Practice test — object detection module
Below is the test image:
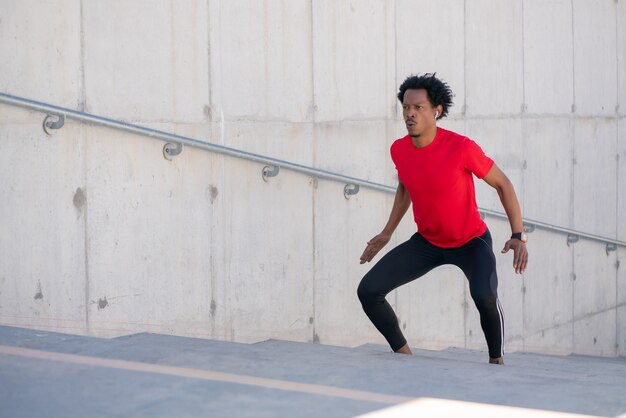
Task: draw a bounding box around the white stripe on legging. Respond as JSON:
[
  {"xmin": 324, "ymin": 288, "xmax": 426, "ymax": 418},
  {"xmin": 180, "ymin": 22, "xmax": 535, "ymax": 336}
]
[{"xmin": 497, "ymin": 298, "xmax": 505, "ymax": 356}]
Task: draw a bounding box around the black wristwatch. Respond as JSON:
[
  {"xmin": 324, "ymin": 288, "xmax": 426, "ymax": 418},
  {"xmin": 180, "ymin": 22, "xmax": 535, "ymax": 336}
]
[{"xmin": 511, "ymin": 232, "xmax": 528, "ymax": 243}]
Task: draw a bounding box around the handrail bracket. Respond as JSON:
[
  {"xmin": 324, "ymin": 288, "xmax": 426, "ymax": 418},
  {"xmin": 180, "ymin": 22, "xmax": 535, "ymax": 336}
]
[
  {"xmin": 567, "ymin": 234, "xmax": 580, "ymax": 246},
  {"xmin": 163, "ymin": 142, "xmax": 183, "ymax": 160},
  {"xmin": 262, "ymin": 165, "xmax": 280, "ymax": 182},
  {"xmin": 344, "ymin": 184, "xmax": 360, "ymax": 199},
  {"xmin": 43, "ymin": 113, "xmax": 65, "ymax": 135}
]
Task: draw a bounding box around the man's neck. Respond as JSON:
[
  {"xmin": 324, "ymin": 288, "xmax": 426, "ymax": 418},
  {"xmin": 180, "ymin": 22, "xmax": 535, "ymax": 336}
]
[{"xmin": 411, "ymin": 127, "xmax": 437, "ymax": 148}]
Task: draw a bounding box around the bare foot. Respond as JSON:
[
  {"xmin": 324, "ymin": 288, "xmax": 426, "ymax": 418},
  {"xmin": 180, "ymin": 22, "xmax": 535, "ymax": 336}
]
[
  {"xmin": 394, "ymin": 344, "xmax": 412, "ymax": 355},
  {"xmin": 489, "ymin": 356, "xmax": 504, "ymax": 365}
]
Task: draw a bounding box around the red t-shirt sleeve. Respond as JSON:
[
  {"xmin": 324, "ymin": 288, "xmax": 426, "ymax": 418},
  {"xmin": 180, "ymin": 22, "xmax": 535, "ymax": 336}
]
[
  {"xmin": 463, "ymin": 138, "xmax": 494, "ymax": 179},
  {"xmin": 390, "ymin": 140, "xmax": 401, "ymax": 170}
]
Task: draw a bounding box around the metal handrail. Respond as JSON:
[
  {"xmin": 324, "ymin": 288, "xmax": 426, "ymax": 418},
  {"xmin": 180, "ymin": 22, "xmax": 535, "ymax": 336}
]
[{"xmin": 1, "ymin": 91, "xmax": 624, "ymax": 251}]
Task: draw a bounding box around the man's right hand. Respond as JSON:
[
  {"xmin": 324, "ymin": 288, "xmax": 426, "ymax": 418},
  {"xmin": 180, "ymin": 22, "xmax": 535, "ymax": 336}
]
[{"xmin": 359, "ymin": 233, "xmax": 391, "ymax": 264}]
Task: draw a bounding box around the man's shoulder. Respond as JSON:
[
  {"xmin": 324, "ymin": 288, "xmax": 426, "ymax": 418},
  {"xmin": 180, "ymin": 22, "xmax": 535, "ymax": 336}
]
[
  {"xmin": 391, "ymin": 134, "xmax": 412, "ymax": 150},
  {"xmin": 392, "ymin": 134, "xmax": 412, "ymax": 144},
  {"xmin": 438, "ymin": 127, "xmax": 468, "ymax": 142}
]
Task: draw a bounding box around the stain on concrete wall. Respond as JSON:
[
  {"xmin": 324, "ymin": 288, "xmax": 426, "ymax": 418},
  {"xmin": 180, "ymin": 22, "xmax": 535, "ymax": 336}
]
[
  {"xmin": 34, "ymin": 280, "xmax": 43, "ymax": 300},
  {"xmin": 73, "ymin": 187, "xmax": 86, "ymax": 210},
  {"xmin": 206, "ymin": 185, "xmax": 218, "ymax": 204},
  {"xmin": 97, "ymin": 297, "xmax": 108, "ymax": 310}
]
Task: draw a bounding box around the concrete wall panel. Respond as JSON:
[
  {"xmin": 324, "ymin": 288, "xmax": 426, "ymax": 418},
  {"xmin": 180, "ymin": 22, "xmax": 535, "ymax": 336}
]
[
  {"xmin": 523, "ymin": 118, "xmax": 573, "ymax": 227},
  {"xmin": 573, "ymin": 119, "xmax": 617, "ymax": 237},
  {"xmin": 210, "ymin": 0, "xmax": 264, "ymax": 119},
  {"xmin": 0, "ymin": 105, "xmax": 36, "ymax": 124},
  {"xmin": 522, "ymin": 229, "xmax": 574, "ymax": 354},
  {"xmin": 0, "ymin": 118, "xmax": 86, "ymax": 332},
  {"xmin": 617, "ymin": 118, "xmax": 626, "ymax": 241},
  {"xmin": 222, "ymin": 121, "xmax": 314, "ymax": 167},
  {"xmin": 573, "ymin": 309, "xmax": 616, "ymax": 357},
  {"xmin": 264, "ymin": 0, "xmax": 314, "ymax": 122},
  {"xmin": 384, "ymin": 119, "xmax": 407, "ymax": 186},
  {"xmin": 617, "ymin": 248, "xmax": 625, "ymax": 353},
  {"xmin": 216, "ymin": 0, "xmax": 313, "ymax": 122},
  {"xmin": 573, "ymin": 240, "xmax": 618, "ymax": 319},
  {"xmin": 314, "ymin": 184, "xmax": 391, "ymax": 347},
  {"xmin": 83, "ymin": 125, "xmax": 218, "ymax": 337},
  {"xmin": 572, "ymin": 0, "xmax": 618, "ymax": 116},
  {"xmin": 0, "ymin": 0, "xmax": 81, "ymax": 107},
  {"xmin": 177, "ymin": 132, "xmax": 227, "ymax": 340},
  {"xmin": 618, "ymin": 1, "xmax": 626, "ymax": 116},
  {"xmin": 437, "ymin": 119, "xmax": 466, "ymax": 139},
  {"xmin": 465, "ymin": 119, "xmax": 524, "ymax": 214},
  {"xmin": 572, "ymin": 240, "xmax": 618, "ymax": 356},
  {"xmin": 616, "ymin": 247, "xmax": 623, "ymax": 355},
  {"xmin": 618, "ymin": 305, "xmax": 626, "ymax": 357},
  {"xmin": 83, "ymin": 0, "xmax": 209, "ymax": 122},
  {"xmin": 523, "ymin": 0, "xmax": 574, "ymax": 115},
  {"xmin": 312, "ymin": 0, "xmax": 390, "ymax": 121},
  {"xmin": 219, "ymin": 159, "xmax": 315, "ymax": 343},
  {"xmin": 465, "ymin": 0, "xmax": 523, "ymax": 115},
  {"xmin": 395, "ymin": 0, "xmax": 465, "ymax": 117},
  {"xmin": 314, "ymin": 121, "xmax": 390, "ymax": 185}
]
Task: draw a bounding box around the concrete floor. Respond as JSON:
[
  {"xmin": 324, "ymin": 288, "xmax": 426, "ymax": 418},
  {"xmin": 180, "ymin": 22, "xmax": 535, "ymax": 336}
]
[{"xmin": 1, "ymin": 325, "xmax": 625, "ymax": 418}]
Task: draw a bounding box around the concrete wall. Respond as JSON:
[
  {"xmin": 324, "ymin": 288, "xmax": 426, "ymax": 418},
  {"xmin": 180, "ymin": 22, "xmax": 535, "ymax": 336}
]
[{"xmin": 1, "ymin": 0, "xmax": 624, "ymax": 357}]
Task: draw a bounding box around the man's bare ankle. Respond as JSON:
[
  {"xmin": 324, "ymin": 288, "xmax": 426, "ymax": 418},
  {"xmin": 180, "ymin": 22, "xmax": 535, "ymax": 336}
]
[
  {"xmin": 489, "ymin": 356, "xmax": 504, "ymax": 365},
  {"xmin": 394, "ymin": 344, "xmax": 412, "ymax": 355}
]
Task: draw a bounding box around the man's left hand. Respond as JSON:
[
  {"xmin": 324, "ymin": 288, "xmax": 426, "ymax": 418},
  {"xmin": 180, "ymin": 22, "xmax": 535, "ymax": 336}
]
[{"xmin": 501, "ymin": 239, "xmax": 528, "ymax": 274}]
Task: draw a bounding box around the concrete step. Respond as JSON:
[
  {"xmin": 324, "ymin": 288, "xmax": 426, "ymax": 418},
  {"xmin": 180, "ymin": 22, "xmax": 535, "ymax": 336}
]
[{"xmin": 1, "ymin": 325, "xmax": 625, "ymax": 418}]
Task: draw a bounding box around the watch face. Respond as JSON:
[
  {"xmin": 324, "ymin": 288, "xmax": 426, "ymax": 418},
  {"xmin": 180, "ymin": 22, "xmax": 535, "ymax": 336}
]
[{"xmin": 521, "ymin": 233, "xmax": 528, "ymax": 243}]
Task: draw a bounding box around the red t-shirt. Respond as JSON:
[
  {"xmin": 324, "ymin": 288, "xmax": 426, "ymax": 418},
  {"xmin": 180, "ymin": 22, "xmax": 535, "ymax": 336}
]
[{"xmin": 390, "ymin": 127, "xmax": 494, "ymax": 248}]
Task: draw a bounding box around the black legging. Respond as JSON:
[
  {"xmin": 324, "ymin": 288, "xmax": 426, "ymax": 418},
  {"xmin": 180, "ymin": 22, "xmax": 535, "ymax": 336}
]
[{"xmin": 357, "ymin": 229, "xmax": 504, "ymax": 358}]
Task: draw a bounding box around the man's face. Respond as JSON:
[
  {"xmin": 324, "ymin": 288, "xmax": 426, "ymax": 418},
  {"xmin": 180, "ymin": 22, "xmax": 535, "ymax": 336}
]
[{"xmin": 402, "ymin": 89, "xmax": 437, "ymax": 138}]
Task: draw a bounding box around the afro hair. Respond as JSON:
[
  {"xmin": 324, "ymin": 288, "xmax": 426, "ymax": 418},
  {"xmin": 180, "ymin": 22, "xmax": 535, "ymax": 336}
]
[{"xmin": 397, "ymin": 73, "xmax": 454, "ymax": 119}]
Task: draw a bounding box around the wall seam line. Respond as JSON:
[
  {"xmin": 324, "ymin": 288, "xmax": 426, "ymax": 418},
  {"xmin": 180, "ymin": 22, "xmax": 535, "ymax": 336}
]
[
  {"xmin": 310, "ymin": 0, "xmax": 317, "ymax": 343},
  {"xmin": 78, "ymin": 0, "xmax": 86, "ymax": 112},
  {"xmin": 520, "ymin": 0, "xmax": 526, "ymax": 353},
  {"xmin": 615, "ymin": 1, "xmax": 620, "ymax": 356},
  {"xmin": 570, "ymin": 0, "xmax": 576, "ymax": 354},
  {"xmin": 463, "ymin": 0, "xmax": 468, "ymax": 350}
]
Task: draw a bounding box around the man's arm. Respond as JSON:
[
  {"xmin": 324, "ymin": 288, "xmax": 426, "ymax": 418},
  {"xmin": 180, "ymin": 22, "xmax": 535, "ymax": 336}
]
[
  {"xmin": 482, "ymin": 163, "xmax": 529, "ymax": 274},
  {"xmin": 359, "ymin": 181, "xmax": 411, "ymax": 264}
]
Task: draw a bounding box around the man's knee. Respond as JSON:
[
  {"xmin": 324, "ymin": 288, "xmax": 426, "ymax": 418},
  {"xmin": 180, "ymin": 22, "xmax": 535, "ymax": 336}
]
[
  {"xmin": 470, "ymin": 288, "xmax": 497, "ymax": 311},
  {"xmin": 357, "ymin": 274, "xmax": 381, "ymax": 305},
  {"xmin": 356, "ymin": 278, "xmax": 370, "ymax": 304}
]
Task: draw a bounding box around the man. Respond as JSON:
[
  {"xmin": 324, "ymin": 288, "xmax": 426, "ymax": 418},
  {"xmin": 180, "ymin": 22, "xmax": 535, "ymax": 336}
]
[{"xmin": 357, "ymin": 73, "xmax": 528, "ymax": 365}]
